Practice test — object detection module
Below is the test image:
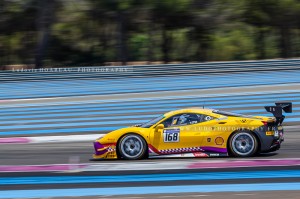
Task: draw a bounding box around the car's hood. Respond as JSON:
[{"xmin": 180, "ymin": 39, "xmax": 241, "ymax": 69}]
[{"xmin": 96, "ymin": 126, "xmax": 148, "ymax": 143}]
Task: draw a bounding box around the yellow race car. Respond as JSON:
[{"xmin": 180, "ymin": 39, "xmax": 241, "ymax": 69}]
[{"xmin": 92, "ymin": 102, "xmax": 292, "ymax": 160}]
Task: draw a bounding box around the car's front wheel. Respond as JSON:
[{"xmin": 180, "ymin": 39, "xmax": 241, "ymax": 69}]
[
  {"xmin": 229, "ymin": 131, "xmax": 258, "ymax": 157},
  {"xmin": 118, "ymin": 134, "xmax": 147, "ymax": 160}
]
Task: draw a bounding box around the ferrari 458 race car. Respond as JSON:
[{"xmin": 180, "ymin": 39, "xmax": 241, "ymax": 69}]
[{"xmin": 92, "ymin": 102, "xmax": 292, "ymax": 160}]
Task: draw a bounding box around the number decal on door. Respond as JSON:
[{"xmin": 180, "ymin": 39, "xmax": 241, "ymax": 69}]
[{"xmin": 163, "ymin": 129, "xmax": 180, "ymax": 142}]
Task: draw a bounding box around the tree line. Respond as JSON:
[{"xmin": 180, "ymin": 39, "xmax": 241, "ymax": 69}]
[{"xmin": 1, "ymin": 0, "xmax": 300, "ymax": 68}]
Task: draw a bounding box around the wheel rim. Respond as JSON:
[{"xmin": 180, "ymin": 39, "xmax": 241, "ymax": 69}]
[
  {"xmin": 120, "ymin": 135, "xmax": 143, "ymax": 158},
  {"xmin": 232, "ymin": 132, "xmax": 255, "ymax": 156}
]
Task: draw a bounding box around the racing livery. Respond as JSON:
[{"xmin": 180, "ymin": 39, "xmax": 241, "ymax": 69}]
[{"xmin": 92, "ymin": 102, "xmax": 292, "ymax": 160}]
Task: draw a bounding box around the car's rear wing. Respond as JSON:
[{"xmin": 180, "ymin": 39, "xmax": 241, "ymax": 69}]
[{"xmin": 264, "ymin": 102, "xmax": 292, "ymax": 125}]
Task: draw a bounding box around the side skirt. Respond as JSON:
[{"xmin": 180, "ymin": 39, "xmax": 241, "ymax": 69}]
[{"xmin": 149, "ymin": 152, "xmax": 228, "ymax": 158}]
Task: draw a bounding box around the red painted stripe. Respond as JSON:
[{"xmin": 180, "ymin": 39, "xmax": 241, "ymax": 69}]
[{"xmin": 148, "ymin": 144, "xmax": 161, "ymax": 154}]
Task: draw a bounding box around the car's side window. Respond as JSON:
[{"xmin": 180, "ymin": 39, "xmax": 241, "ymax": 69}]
[
  {"xmin": 178, "ymin": 113, "xmax": 201, "ymax": 125},
  {"xmin": 161, "ymin": 115, "xmax": 179, "ymax": 128},
  {"xmin": 199, "ymin": 114, "xmax": 214, "ymax": 122},
  {"xmin": 161, "ymin": 113, "xmax": 214, "ymax": 128}
]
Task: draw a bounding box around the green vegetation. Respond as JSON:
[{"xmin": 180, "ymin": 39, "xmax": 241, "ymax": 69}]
[{"xmin": 1, "ymin": 0, "xmax": 300, "ymax": 68}]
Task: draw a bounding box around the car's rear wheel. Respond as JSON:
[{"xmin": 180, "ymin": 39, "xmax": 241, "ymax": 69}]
[
  {"xmin": 229, "ymin": 131, "xmax": 258, "ymax": 157},
  {"xmin": 118, "ymin": 134, "xmax": 147, "ymax": 160}
]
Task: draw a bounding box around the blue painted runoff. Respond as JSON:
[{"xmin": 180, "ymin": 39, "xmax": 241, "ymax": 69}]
[
  {"xmin": 1, "ymin": 170, "xmax": 300, "ymax": 185},
  {"xmin": 1, "ymin": 182, "xmax": 300, "ymax": 198}
]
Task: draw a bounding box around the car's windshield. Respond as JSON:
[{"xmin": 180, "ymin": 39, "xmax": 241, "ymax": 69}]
[{"xmin": 140, "ymin": 115, "xmax": 165, "ymax": 128}]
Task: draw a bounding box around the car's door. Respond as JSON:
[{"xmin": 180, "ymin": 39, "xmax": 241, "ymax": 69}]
[{"xmin": 150, "ymin": 113, "xmax": 206, "ymax": 154}]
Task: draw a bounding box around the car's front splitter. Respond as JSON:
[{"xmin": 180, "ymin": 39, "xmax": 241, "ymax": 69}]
[{"xmin": 93, "ymin": 141, "xmax": 118, "ymax": 159}]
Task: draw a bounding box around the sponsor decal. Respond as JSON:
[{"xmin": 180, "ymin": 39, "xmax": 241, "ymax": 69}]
[
  {"xmin": 193, "ymin": 152, "xmax": 209, "ymax": 157},
  {"xmin": 163, "ymin": 129, "xmax": 180, "ymax": 142},
  {"xmin": 266, "ymin": 131, "xmax": 275, "ymax": 136},
  {"xmin": 209, "ymin": 153, "xmax": 220, "ymax": 157},
  {"xmin": 215, "ymin": 137, "xmax": 224, "ymax": 145}
]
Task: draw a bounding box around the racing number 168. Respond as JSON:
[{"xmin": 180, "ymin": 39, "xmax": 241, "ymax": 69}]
[{"xmin": 163, "ymin": 132, "xmax": 179, "ymax": 142}]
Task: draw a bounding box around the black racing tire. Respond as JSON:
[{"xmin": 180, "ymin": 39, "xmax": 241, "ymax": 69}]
[
  {"xmin": 118, "ymin": 134, "xmax": 147, "ymax": 160},
  {"xmin": 229, "ymin": 131, "xmax": 258, "ymax": 157}
]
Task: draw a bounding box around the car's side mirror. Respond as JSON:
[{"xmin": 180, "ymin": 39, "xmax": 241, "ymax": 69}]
[{"xmin": 155, "ymin": 124, "xmax": 164, "ymax": 133}]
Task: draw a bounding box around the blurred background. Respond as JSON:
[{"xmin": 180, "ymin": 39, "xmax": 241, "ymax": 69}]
[
  {"xmin": 1, "ymin": 1, "xmax": 300, "ymax": 198},
  {"xmin": 1, "ymin": 0, "xmax": 300, "ymax": 69}
]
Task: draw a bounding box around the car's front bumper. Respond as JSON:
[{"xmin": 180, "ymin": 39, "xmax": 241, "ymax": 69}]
[{"xmin": 93, "ymin": 141, "xmax": 118, "ymax": 159}]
